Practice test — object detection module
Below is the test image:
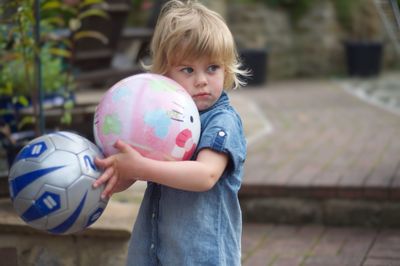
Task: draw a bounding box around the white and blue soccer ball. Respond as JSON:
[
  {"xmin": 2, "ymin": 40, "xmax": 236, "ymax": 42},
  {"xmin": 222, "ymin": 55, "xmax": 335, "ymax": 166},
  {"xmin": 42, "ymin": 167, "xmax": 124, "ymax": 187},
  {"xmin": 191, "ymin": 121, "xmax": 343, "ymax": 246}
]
[{"xmin": 8, "ymin": 131, "xmax": 108, "ymax": 234}]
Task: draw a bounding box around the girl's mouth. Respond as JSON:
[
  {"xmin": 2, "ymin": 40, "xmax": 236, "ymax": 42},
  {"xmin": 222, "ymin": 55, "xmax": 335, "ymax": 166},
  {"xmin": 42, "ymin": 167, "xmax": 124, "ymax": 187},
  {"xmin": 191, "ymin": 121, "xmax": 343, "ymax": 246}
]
[{"xmin": 193, "ymin": 92, "xmax": 210, "ymax": 98}]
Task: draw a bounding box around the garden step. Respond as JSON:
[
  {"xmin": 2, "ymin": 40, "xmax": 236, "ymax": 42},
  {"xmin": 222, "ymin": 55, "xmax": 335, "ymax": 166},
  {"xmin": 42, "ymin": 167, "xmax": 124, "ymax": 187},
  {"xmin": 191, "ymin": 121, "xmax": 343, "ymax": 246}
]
[{"xmin": 229, "ymin": 78, "xmax": 400, "ymax": 227}]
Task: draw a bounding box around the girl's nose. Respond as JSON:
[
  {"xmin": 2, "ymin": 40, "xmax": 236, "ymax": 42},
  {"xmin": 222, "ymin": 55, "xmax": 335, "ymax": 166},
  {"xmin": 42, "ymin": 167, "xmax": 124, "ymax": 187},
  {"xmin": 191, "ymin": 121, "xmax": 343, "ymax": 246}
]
[{"xmin": 195, "ymin": 72, "xmax": 208, "ymax": 87}]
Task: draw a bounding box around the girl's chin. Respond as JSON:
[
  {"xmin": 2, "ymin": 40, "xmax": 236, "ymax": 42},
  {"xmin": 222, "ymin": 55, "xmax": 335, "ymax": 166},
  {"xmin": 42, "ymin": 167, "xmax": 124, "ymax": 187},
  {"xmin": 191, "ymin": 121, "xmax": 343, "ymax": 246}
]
[{"xmin": 195, "ymin": 101, "xmax": 214, "ymax": 111}]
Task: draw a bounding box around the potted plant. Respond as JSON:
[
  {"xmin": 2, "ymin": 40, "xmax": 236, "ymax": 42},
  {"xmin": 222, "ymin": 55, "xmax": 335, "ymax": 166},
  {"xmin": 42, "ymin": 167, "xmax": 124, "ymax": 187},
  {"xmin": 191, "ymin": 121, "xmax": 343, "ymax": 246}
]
[
  {"xmin": 334, "ymin": 0, "xmax": 384, "ymax": 77},
  {"xmin": 0, "ymin": 0, "xmax": 108, "ymax": 165},
  {"xmin": 230, "ymin": 0, "xmax": 316, "ymax": 85},
  {"xmin": 228, "ymin": 1, "xmax": 269, "ymax": 86}
]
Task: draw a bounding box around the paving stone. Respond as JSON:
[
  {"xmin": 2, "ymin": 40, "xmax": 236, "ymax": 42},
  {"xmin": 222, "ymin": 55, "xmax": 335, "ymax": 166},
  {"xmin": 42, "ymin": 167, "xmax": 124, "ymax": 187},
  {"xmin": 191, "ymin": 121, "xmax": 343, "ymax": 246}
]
[
  {"xmin": 303, "ymin": 256, "xmax": 364, "ymax": 266},
  {"xmin": 237, "ymin": 75, "xmax": 400, "ymax": 227},
  {"xmin": 241, "ymin": 223, "xmax": 272, "ymax": 257},
  {"xmin": 363, "ymin": 258, "xmax": 400, "ymax": 266}
]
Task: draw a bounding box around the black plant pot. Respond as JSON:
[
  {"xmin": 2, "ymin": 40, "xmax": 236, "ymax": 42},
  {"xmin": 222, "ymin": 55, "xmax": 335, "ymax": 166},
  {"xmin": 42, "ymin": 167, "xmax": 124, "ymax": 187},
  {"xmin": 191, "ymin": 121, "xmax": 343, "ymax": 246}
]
[
  {"xmin": 344, "ymin": 41, "xmax": 383, "ymax": 77},
  {"xmin": 240, "ymin": 49, "xmax": 268, "ymax": 86}
]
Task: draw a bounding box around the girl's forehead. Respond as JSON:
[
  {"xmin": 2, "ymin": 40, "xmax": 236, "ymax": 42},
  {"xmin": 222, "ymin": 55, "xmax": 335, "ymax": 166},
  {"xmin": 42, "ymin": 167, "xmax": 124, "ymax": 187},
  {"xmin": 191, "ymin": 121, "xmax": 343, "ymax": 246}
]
[
  {"xmin": 176, "ymin": 57, "xmax": 219, "ymax": 66},
  {"xmin": 171, "ymin": 50, "xmax": 223, "ymax": 66},
  {"xmin": 172, "ymin": 40, "xmax": 225, "ymax": 63}
]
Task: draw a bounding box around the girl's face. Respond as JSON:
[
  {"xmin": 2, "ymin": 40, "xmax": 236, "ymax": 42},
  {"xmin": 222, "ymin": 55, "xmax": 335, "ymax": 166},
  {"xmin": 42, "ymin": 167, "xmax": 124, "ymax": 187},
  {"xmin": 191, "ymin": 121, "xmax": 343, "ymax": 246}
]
[{"xmin": 166, "ymin": 57, "xmax": 225, "ymax": 111}]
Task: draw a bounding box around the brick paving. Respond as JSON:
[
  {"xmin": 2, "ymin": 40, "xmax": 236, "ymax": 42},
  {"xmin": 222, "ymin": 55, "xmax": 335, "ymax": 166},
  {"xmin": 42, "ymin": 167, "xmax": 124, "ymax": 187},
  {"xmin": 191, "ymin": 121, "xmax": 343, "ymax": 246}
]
[
  {"xmin": 232, "ymin": 79, "xmax": 400, "ymax": 200},
  {"xmin": 242, "ymin": 223, "xmax": 400, "ymax": 266},
  {"xmin": 231, "ymin": 76, "xmax": 400, "ymax": 265}
]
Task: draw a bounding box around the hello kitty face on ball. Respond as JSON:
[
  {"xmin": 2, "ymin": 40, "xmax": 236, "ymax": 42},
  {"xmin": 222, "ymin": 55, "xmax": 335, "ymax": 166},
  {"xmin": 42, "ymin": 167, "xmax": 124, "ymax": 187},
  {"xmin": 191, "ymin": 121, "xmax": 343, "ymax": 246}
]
[{"xmin": 93, "ymin": 74, "xmax": 200, "ymax": 161}]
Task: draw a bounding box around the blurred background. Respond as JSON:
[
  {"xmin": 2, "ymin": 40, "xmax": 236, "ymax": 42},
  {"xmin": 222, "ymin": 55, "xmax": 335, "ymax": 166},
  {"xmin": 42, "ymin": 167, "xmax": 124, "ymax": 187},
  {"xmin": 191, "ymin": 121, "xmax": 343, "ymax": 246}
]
[
  {"xmin": 1, "ymin": 0, "xmax": 400, "ymax": 265},
  {"xmin": 0, "ymin": 0, "xmax": 399, "ymax": 143}
]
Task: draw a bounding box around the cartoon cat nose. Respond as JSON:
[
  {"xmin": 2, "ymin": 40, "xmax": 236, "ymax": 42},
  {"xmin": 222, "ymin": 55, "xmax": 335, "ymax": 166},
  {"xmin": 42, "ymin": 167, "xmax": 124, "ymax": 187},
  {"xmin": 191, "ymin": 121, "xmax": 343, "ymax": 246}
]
[{"xmin": 176, "ymin": 129, "xmax": 193, "ymax": 147}]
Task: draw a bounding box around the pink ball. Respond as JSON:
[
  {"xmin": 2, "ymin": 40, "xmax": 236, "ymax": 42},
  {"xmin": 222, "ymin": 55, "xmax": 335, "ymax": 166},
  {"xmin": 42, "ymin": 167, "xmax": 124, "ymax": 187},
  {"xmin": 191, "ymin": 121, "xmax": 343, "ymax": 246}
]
[{"xmin": 93, "ymin": 73, "xmax": 200, "ymax": 161}]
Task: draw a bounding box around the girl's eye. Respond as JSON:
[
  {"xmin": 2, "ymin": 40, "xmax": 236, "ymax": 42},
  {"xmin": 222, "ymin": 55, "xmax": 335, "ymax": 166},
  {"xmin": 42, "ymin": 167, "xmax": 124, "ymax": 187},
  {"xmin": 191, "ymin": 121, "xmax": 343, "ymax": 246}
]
[
  {"xmin": 208, "ymin": 65, "xmax": 220, "ymax": 73},
  {"xmin": 181, "ymin": 67, "xmax": 194, "ymax": 74}
]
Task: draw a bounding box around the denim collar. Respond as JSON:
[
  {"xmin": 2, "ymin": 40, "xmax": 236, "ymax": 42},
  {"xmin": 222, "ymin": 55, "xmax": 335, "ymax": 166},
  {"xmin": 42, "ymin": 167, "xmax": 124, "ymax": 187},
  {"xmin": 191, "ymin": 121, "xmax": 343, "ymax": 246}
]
[{"xmin": 199, "ymin": 91, "xmax": 229, "ymax": 115}]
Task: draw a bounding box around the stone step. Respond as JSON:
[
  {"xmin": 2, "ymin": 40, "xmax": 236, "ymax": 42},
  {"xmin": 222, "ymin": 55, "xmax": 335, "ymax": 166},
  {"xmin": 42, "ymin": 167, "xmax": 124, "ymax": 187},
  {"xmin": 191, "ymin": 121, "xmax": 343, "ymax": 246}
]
[
  {"xmin": 230, "ymin": 78, "xmax": 400, "ymax": 228},
  {"xmin": 0, "ymin": 198, "xmax": 137, "ymax": 265},
  {"xmin": 239, "ymin": 191, "xmax": 400, "ymax": 228}
]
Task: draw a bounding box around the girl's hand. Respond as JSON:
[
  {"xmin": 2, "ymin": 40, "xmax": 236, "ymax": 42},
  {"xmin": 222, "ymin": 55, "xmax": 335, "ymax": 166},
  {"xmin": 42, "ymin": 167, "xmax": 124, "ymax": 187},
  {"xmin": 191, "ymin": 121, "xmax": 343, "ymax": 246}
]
[{"xmin": 93, "ymin": 140, "xmax": 142, "ymax": 199}]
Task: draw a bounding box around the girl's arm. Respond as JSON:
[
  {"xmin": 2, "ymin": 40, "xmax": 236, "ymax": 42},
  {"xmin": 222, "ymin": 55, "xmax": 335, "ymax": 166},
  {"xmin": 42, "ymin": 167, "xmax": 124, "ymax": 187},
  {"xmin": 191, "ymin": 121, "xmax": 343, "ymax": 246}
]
[{"xmin": 94, "ymin": 139, "xmax": 228, "ymax": 198}]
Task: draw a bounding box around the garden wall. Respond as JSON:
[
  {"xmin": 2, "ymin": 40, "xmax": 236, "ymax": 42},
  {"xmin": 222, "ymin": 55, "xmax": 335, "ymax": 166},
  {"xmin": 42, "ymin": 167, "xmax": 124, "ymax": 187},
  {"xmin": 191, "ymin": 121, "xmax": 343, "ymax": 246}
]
[{"xmin": 226, "ymin": 0, "xmax": 397, "ymax": 80}]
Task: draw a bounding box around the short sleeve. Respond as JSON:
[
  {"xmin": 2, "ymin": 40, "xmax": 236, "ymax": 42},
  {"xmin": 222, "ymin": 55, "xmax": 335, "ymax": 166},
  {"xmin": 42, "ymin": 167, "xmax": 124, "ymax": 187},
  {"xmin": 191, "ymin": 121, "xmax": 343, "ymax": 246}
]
[{"xmin": 195, "ymin": 110, "xmax": 246, "ymax": 174}]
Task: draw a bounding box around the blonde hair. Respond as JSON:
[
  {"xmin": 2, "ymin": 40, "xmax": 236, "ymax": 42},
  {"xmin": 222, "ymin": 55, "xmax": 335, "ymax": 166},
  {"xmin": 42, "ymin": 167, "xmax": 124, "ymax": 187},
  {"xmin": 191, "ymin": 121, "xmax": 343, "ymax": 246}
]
[{"xmin": 146, "ymin": 0, "xmax": 248, "ymax": 89}]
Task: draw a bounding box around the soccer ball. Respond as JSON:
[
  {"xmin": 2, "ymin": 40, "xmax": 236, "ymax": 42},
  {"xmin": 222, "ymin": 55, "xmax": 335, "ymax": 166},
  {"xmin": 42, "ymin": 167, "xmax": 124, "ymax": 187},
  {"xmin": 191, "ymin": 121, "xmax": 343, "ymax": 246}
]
[
  {"xmin": 93, "ymin": 73, "xmax": 200, "ymax": 160},
  {"xmin": 8, "ymin": 131, "xmax": 108, "ymax": 235}
]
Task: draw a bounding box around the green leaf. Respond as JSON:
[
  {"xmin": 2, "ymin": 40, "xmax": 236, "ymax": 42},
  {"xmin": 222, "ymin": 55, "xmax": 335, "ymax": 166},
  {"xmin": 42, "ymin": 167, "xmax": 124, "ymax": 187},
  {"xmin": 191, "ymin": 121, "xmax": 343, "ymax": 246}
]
[
  {"xmin": 0, "ymin": 109, "xmax": 14, "ymax": 116},
  {"xmin": 69, "ymin": 18, "xmax": 82, "ymax": 31},
  {"xmin": 17, "ymin": 96, "xmax": 30, "ymax": 107},
  {"xmin": 43, "ymin": 16, "xmax": 65, "ymax": 27},
  {"xmin": 60, "ymin": 112, "xmax": 72, "ymax": 125},
  {"xmin": 60, "ymin": 5, "xmax": 78, "ymax": 16},
  {"xmin": 80, "ymin": 0, "xmax": 104, "ymax": 9},
  {"xmin": 42, "ymin": 1, "xmax": 62, "ymax": 10},
  {"xmin": 73, "ymin": 30, "xmax": 108, "ymax": 44},
  {"xmin": 49, "ymin": 47, "xmax": 72, "ymax": 58},
  {"xmin": 61, "ymin": 38, "xmax": 73, "ymax": 48},
  {"xmin": 18, "ymin": 115, "xmax": 36, "ymax": 130},
  {"xmin": 78, "ymin": 8, "xmax": 109, "ymax": 20},
  {"xmin": 0, "ymin": 82, "xmax": 13, "ymax": 96},
  {"xmin": 64, "ymin": 99, "xmax": 74, "ymax": 110}
]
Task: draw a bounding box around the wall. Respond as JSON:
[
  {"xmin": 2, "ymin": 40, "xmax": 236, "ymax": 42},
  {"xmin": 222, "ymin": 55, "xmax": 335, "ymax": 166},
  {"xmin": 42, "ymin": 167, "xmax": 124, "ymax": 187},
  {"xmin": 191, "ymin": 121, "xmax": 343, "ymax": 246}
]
[
  {"xmin": 0, "ymin": 198, "xmax": 136, "ymax": 266},
  {"xmin": 227, "ymin": 0, "xmax": 397, "ymax": 80}
]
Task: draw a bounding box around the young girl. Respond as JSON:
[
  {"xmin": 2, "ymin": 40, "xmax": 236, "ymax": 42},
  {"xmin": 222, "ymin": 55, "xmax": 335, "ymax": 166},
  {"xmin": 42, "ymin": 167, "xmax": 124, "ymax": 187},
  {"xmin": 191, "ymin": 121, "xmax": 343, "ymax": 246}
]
[{"xmin": 94, "ymin": 0, "xmax": 248, "ymax": 264}]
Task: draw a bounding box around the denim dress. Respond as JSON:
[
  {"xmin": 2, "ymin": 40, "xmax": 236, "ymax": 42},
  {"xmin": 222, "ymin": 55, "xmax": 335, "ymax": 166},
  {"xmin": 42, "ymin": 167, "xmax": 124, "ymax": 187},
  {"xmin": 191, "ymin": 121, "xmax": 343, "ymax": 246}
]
[{"xmin": 126, "ymin": 92, "xmax": 247, "ymax": 266}]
